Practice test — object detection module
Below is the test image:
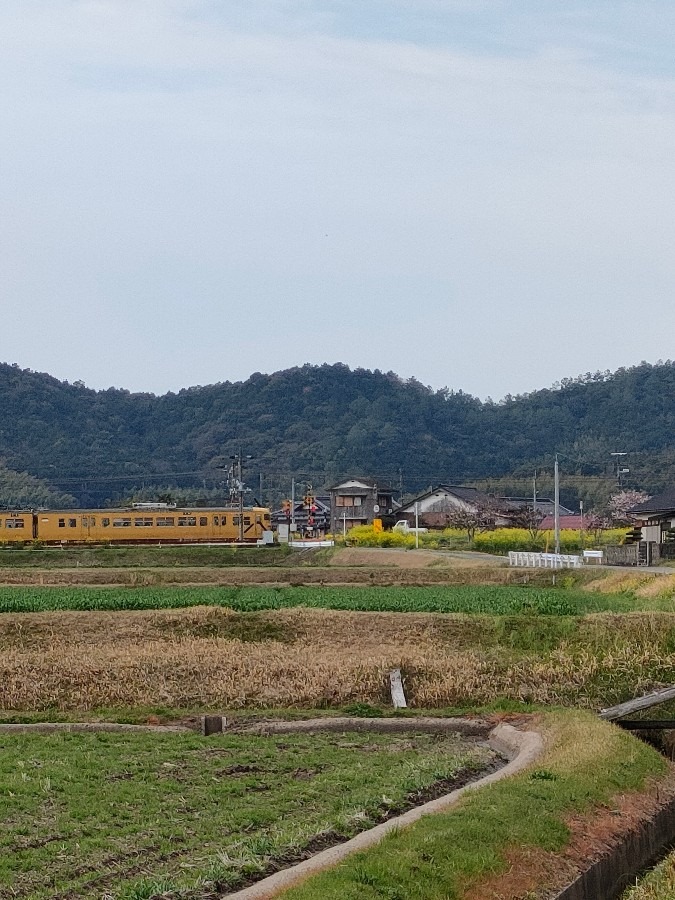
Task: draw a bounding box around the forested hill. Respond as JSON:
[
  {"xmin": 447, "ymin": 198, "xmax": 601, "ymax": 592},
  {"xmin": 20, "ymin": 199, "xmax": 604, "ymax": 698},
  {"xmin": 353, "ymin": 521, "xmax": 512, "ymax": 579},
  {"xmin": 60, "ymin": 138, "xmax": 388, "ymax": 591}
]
[{"xmin": 1, "ymin": 360, "xmax": 675, "ymax": 507}]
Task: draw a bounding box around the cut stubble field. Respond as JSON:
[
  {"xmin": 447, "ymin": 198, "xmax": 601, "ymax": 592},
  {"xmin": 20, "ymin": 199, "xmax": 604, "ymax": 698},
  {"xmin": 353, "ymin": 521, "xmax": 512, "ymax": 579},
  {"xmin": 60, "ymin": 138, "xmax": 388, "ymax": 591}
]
[{"xmin": 4, "ymin": 596, "xmax": 675, "ymax": 713}]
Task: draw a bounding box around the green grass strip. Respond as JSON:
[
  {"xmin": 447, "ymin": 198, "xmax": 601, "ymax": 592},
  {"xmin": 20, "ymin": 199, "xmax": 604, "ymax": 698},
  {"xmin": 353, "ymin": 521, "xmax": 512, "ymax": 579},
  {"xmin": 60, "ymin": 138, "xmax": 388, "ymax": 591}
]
[
  {"xmin": 283, "ymin": 711, "xmax": 667, "ymax": 900},
  {"xmin": 622, "ymin": 851, "xmax": 675, "ymax": 898}
]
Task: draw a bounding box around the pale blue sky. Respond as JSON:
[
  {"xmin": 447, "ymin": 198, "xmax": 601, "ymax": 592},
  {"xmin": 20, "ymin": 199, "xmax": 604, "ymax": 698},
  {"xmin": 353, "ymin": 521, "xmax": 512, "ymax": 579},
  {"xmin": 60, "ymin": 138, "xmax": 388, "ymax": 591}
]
[{"xmin": 3, "ymin": 1, "xmax": 675, "ymax": 397}]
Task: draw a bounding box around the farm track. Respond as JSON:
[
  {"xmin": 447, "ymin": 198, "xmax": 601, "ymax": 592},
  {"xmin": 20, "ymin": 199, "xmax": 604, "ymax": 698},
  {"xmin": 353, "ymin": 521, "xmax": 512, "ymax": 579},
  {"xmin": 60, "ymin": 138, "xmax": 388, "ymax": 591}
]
[{"xmin": 0, "ymin": 565, "xmax": 576, "ymax": 587}]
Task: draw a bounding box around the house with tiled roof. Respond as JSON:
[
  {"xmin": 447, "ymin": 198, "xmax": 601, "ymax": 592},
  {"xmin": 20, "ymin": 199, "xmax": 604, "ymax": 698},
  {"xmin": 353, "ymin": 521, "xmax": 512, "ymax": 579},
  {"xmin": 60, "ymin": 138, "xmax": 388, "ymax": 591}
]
[
  {"xmin": 629, "ymin": 489, "xmax": 675, "ymax": 544},
  {"xmin": 396, "ymin": 484, "xmax": 501, "ymax": 529},
  {"xmin": 328, "ymin": 478, "xmax": 399, "ymax": 533}
]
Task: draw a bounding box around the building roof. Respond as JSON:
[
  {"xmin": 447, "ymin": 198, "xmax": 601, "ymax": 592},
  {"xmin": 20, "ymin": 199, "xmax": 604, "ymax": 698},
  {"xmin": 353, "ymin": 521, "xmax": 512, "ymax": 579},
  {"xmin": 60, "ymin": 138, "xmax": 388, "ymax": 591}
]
[
  {"xmin": 499, "ymin": 497, "xmax": 575, "ymax": 517},
  {"xmin": 539, "ymin": 514, "xmax": 584, "ymax": 530},
  {"xmin": 327, "ymin": 478, "xmax": 395, "ymax": 493},
  {"xmin": 398, "ymin": 484, "xmax": 495, "ymax": 513},
  {"xmin": 630, "ymin": 489, "xmax": 675, "ymax": 515}
]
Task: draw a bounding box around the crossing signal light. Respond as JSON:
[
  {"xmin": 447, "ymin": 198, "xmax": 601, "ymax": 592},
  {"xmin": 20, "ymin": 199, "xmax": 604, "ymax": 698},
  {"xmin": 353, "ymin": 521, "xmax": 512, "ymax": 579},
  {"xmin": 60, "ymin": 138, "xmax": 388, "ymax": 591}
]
[{"xmin": 304, "ymin": 494, "xmax": 314, "ymax": 507}]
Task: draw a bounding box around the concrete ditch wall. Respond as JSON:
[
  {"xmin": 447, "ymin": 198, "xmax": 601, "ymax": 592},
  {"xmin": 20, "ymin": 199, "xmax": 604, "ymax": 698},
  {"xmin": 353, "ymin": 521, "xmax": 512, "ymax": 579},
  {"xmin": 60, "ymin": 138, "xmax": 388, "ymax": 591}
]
[{"xmin": 552, "ymin": 798, "xmax": 675, "ymax": 900}]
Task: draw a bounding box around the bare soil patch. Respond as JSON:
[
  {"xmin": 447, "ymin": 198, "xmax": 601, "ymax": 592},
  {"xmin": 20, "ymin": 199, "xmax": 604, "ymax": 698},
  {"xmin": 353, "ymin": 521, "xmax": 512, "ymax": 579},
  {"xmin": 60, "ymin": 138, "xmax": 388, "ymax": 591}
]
[
  {"xmin": 0, "ymin": 564, "xmax": 519, "ymax": 586},
  {"xmin": 330, "ymin": 547, "xmax": 505, "ymax": 568},
  {"xmin": 463, "ymin": 765, "xmax": 675, "ymax": 900}
]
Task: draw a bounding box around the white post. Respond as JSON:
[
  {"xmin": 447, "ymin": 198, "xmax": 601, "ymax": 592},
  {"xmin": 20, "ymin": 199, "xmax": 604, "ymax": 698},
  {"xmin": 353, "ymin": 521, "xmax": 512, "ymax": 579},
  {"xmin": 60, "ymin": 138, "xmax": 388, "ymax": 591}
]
[
  {"xmin": 415, "ymin": 502, "xmax": 420, "ymax": 549},
  {"xmin": 343, "ymin": 511, "xmax": 347, "ymax": 538}
]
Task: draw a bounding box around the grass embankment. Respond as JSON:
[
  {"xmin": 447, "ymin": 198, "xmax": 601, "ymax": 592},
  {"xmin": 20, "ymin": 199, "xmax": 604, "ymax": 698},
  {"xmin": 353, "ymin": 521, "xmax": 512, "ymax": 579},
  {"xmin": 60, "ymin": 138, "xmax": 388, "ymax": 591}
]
[
  {"xmin": 0, "ymin": 583, "xmax": 654, "ymax": 614},
  {"xmin": 0, "ymin": 544, "xmax": 292, "ymax": 567},
  {"xmin": 283, "ymin": 712, "xmax": 668, "ymax": 900},
  {"xmin": 5, "ymin": 605, "xmax": 675, "ymax": 712},
  {"xmin": 0, "ymin": 728, "xmax": 492, "ymax": 899}
]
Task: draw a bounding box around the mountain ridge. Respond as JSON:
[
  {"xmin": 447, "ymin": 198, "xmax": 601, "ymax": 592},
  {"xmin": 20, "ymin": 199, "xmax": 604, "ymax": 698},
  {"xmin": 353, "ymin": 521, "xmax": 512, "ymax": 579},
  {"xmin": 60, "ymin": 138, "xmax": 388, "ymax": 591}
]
[{"xmin": 1, "ymin": 359, "xmax": 674, "ymax": 507}]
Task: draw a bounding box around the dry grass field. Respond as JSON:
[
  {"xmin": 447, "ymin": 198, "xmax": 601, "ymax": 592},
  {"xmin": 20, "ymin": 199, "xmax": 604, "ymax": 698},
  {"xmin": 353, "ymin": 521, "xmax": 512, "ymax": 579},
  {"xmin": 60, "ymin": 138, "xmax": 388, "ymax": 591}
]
[{"xmin": 3, "ymin": 605, "xmax": 675, "ymax": 713}]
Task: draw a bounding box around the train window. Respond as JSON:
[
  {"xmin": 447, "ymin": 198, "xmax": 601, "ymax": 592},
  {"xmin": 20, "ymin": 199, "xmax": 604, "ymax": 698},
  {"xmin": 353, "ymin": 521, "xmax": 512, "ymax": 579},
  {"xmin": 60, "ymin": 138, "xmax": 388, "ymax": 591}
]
[
  {"xmin": 256, "ymin": 515, "xmax": 262, "ymax": 524},
  {"xmin": 264, "ymin": 513, "xmax": 271, "ymax": 522},
  {"xmin": 213, "ymin": 516, "xmax": 219, "ymax": 526},
  {"xmin": 102, "ymin": 518, "xmax": 110, "ymax": 527},
  {"xmin": 82, "ymin": 516, "xmax": 88, "ymax": 527},
  {"xmin": 90, "ymin": 517, "xmax": 96, "ymax": 526},
  {"xmin": 68, "ymin": 519, "xmax": 77, "ymax": 528},
  {"xmin": 6, "ymin": 519, "xmax": 24, "ymax": 529},
  {"xmin": 134, "ymin": 518, "xmax": 153, "ymax": 527},
  {"xmin": 188, "ymin": 516, "xmax": 196, "ymax": 526},
  {"xmin": 244, "ymin": 516, "xmax": 251, "ymax": 526},
  {"xmin": 58, "ymin": 519, "xmax": 65, "ymax": 528},
  {"xmin": 113, "ymin": 518, "xmax": 132, "ymax": 527},
  {"xmin": 178, "ymin": 517, "xmax": 197, "ymax": 527},
  {"xmin": 156, "ymin": 517, "xmax": 175, "ymax": 526},
  {"xmin": 221, "ymin": 516, "xmax": 227, "ymax": 525},
  {"xmin": 199, "ymin": 516, "xmax": 208, "ymax": 527},
  {"xmin": 233, "ymin": 516, "xmax": 240, "ymax": 526}
]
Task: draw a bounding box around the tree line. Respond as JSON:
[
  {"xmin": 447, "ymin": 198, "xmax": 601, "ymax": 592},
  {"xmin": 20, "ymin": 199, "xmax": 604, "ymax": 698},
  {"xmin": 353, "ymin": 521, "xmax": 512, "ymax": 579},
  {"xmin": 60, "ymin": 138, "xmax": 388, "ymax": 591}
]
[{"xmin": 0, "ymin": 360, "xmax": 673, "ymax": 508}]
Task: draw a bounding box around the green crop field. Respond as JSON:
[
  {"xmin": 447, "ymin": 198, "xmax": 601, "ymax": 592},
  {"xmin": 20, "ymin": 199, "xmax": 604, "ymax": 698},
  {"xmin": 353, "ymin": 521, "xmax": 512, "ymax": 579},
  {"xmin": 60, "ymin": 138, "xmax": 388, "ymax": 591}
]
[
  {"xmin": 0, "ymin": 583, "xmax": 653, "ymax": 615},
  {"xmin": 0, "ymin": 728, "xmax": 492, "ymax": 899},
  {"xmin": 0, "ymin": 544, "xmax": 291, "ymax": 568}
]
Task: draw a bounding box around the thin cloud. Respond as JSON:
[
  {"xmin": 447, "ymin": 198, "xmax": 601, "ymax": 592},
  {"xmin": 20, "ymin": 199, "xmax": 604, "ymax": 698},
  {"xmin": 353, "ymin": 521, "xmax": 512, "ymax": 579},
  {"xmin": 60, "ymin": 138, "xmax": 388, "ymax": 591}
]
[{"xmin": 1, "ymin": 1, "xmax": 675, "ymax": 397}]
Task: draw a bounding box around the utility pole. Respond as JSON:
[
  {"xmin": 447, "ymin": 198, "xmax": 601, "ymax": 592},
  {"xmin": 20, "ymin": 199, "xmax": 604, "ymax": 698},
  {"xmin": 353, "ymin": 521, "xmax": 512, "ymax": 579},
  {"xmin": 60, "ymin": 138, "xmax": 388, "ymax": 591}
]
[
  {"xmin": 259, "ymin": 472, "xmax": 263, "ymax": 508},
  {"xmin": 533, "ymin": 469, "xmax": 537, "ymax": 514},
  {"xmin": 611, "ymin": 452, "xmax": 628, "ymax": 487},
  {"xmin": 415, "ymin": 501, "xmax": 420, "ymax": 550},
  {"xmin": 229, "ymin": 448, "xmax": 252, "ymax": 543},
  {"xmin": 290, "ymin": 478, "xmax": 296, "ymax": 534},
  {"xmin": 554, "ymin": 454, "xmax": 560, "ymax": 555},
  {"xmin": 237, "ymin": 450, "xmax": 244, "ymax": 543}
]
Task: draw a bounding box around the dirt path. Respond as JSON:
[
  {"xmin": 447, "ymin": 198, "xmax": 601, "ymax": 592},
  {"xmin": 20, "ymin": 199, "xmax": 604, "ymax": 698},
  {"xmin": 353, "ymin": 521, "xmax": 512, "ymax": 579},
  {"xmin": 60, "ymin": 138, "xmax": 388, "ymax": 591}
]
[{"xmin": 329, "ymin": 547, "xmax": 506, "ymax": 568}]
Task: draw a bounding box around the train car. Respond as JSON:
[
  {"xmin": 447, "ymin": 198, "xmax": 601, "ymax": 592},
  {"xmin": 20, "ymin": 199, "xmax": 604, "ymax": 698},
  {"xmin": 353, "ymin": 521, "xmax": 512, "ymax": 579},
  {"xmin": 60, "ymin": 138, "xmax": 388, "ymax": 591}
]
[{"xmin": 0, "ymin": 505, "xmax": 272, "ymax": 545}]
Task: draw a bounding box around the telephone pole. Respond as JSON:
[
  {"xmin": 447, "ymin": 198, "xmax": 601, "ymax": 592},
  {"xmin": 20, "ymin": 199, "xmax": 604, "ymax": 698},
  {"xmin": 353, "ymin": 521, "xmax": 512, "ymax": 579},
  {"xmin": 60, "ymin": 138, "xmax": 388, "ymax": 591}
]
[
  {"xmin": 554, "ymin": 454, "xmax": 560, "ymax": 555},
  {"xmin": 230, "ymin": 448, "xmax": 252, "ymax": 543}
]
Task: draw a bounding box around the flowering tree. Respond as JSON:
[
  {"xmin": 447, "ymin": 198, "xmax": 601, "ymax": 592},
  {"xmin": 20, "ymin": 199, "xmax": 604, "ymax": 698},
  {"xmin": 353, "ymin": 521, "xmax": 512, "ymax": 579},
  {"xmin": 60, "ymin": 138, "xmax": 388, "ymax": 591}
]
[
  {"xmin": 510, "ymin": 505, "xmax": 545, "ymax": 541},
  {"xmin": 607, "ymin": 490, "xmax": 651, "ymax": 524},
  {"xmin": 447, "ymin": 504, "xmax": 496, "ymax": 542},
  {"xmin": 582, "ymin": 512, "xmax": 607, "ymax": 545}
]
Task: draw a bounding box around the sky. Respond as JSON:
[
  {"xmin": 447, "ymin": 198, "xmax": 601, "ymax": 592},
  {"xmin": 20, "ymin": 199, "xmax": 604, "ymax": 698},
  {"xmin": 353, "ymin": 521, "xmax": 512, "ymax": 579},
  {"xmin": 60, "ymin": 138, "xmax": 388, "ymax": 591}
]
[{"xmin": 3, "ymin": 1, "xmax": 675, "ymax": 399}]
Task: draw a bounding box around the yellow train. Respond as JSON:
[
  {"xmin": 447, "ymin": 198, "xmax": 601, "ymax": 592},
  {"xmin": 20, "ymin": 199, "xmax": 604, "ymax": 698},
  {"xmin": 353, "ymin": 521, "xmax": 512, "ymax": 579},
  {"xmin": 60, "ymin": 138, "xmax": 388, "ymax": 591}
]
[{"xmin": 0, "ymin": 505, "xmax": 272, "ymax": 545}]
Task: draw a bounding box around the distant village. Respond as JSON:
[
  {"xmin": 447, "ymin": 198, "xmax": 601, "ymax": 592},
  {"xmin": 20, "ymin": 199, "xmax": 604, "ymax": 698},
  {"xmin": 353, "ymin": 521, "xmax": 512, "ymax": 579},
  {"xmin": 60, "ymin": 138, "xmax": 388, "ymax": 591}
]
[
  {"xmin": 271, "ymin": 477, "xmax": 675, "ymax": 558},
  {"xmin": 272, "ymin": 478, "xmax": 573, "ymax": 536}
]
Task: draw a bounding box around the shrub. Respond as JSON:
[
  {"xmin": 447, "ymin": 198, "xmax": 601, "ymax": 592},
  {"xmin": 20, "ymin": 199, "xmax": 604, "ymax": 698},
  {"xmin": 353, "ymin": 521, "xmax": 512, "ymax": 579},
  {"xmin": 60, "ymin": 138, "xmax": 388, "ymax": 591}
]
[{"xmin": 344, "ymin": 526, "xmax": 416, "ymax": 548}]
